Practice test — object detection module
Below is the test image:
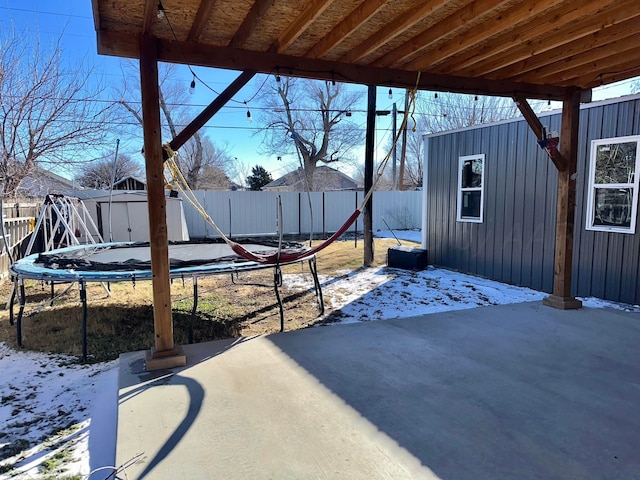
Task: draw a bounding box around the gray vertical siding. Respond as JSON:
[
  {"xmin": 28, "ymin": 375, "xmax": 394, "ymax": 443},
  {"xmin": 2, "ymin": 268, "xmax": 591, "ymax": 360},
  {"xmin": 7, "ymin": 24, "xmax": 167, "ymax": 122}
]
[{"xmin": 426, "ymin": 96, "xmax": 640, "ymax": 305}]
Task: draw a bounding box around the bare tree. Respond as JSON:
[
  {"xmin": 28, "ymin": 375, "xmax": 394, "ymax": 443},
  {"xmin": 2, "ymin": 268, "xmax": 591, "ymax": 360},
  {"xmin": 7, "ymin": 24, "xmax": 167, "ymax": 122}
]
[
  {"xmin": 0, "ymin": 29, "xmax": 115, "ymax": 195},
  {"xmin": 418, "ymin": 92, "xmax": 522, "ymax": 132},
  {"xmin": 115, "ymin": 62, "xmax": 234, "ymax": 189},
  {"xmin": 258, "ymin": 77, "xmax": 363, "ymax": 190},
  {"xmin": 75, "ymin": 153, "xmax": 143, "ymax": 189}
]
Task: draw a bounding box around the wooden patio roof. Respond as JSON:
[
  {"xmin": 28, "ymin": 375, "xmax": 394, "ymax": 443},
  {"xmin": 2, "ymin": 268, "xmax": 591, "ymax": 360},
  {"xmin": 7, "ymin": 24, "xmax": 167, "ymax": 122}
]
[{"xmin": 92, "ymin": 0, "xmax": 640, "ymax": 101}]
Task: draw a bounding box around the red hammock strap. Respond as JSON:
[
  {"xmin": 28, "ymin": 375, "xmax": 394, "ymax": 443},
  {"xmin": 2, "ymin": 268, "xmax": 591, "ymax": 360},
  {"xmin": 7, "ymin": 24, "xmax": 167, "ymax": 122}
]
[{"xmin": 230, "ymin": 210, "xmax": 362, "ymax": 264}]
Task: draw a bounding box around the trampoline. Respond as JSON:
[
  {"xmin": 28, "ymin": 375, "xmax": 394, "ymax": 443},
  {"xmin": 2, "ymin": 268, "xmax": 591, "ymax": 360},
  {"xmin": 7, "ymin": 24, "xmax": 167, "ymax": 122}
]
[{"xmin": 9, "ymin": 239, "xmax": 324, "ymax": 361}]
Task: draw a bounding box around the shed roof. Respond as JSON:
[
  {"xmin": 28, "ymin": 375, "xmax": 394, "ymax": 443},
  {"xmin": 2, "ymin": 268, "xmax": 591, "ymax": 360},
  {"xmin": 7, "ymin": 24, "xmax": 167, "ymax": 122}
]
[{"xmin": 92, "ymin": 0, "xmax": 640, "ymax": 101}]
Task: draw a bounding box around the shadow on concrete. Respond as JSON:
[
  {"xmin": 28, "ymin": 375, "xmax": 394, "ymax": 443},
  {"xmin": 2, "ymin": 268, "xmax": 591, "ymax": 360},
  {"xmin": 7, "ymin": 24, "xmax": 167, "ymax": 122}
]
[
  {"xmin": 268, "ymin": 302, "xmax": 640, "ymax": 479},
  {"xmin": 117, "ymin": 337, "xmax": 255, "ymax": 479}
]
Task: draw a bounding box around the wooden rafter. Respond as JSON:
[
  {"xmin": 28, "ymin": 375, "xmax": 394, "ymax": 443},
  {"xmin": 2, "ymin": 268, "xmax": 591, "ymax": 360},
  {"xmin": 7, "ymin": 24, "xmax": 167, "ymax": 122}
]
[
  {"xmin": 96, "ymin": 29, "xmax": 576, "ymax": 100},
  {"xmin": 433, "ymin": 0, "xmax": 622, "ymax": 75},
  {"xmin": 522, "ymin": 34, "xmax": 640, "ymax": 84},
  {"xmin": 466, "ymin": 0, "xmax": 640, "ymax": 77},
  {"xmin": 490, "ymin": 17, "xmax": 640, "ymax": 81},
  {"xmin": 274, "ymin": 0, "xmax": 336, "ymax": 53},
  {"xmin": 565, "ymin": 60, "xmax": 640, "ymax": 89},
  {"xmin": 373, "ymin": 0, "xmax": 512, "ymax": 69},
  {"xmin": 306, "ymin": 0, "xmax": 387, "ymax": 59},
  {"xmin": 229, "ymin": 0, "xmax": 276, "ymax": 49},
  {"xmin": 404, "ymin": 0, "xmax": 567, "ymax": 71},
  {"xmin": 339, "ymin": 0, "xmax": 451, "ymax": 64},
  {"xmin": 142, "ymin": 0, "xmax": 157, "ymax": 34},
  {"xmin": 188, "ymin": 0, "xmax": 218, "ymax": 42}
]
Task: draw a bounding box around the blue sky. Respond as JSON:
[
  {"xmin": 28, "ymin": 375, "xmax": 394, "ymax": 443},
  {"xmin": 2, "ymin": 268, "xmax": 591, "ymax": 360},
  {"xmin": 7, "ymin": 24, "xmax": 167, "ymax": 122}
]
[{"xmin": 1, "ymin": 1, "xmax": 638, "ymax": 183}]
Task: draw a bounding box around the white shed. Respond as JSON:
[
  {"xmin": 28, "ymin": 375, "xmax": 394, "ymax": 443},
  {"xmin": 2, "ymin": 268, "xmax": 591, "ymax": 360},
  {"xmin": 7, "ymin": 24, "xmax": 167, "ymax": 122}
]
[{"xmin": 81, "ymin": 191, "xmax": 190, "ymax": 242}]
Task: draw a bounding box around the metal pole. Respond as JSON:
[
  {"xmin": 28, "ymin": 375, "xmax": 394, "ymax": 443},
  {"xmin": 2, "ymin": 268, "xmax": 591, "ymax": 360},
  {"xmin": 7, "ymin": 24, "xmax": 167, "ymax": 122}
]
[
  {"xmin": 392, "ymin": 102, "xmax": 397, "ymax": 190},
  {"xmin": 108, "ymin": 138, "xmax": 120, "ymax": 243}
]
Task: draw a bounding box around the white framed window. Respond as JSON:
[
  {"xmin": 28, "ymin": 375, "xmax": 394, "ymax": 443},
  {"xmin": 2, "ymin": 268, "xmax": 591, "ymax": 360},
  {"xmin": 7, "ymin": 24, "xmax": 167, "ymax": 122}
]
[
  {"xmin": 586, "ymin": 135, "xmax": 640, "ymax": 234},
  {"xmin": 457, "ymin": 154, "xmax": 485, "ymax": 223}
]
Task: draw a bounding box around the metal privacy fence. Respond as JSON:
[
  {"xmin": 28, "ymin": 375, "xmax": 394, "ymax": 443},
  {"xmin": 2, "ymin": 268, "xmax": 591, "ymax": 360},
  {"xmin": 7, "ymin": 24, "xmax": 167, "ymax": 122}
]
[{"xmin": 182, "ymin": 190, "xmax": 422, "ymax": 238}]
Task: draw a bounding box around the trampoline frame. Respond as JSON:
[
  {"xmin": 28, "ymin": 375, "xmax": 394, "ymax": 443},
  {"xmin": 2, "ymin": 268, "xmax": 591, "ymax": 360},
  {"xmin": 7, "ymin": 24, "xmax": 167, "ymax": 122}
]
[{"xmin": 9, "ymin": 242, "xmax": 324, "ymax": 361}]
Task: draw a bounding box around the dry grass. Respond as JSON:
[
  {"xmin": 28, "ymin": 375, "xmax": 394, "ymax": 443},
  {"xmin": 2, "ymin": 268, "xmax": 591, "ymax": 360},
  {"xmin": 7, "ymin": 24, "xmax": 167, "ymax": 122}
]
[{"xmin": 0, "ymin": 238, "xmax": 416, "ymax": 362}]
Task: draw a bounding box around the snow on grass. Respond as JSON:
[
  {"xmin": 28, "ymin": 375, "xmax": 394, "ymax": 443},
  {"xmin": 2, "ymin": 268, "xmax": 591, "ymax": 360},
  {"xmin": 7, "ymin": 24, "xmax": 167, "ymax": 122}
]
[
  {"xmin": 285, "ymin": 266, "xmax": 547, "ymax": 324},
  {"xmin": 0, "ymin": 345, "xmax": 117, "ymax": 479}
]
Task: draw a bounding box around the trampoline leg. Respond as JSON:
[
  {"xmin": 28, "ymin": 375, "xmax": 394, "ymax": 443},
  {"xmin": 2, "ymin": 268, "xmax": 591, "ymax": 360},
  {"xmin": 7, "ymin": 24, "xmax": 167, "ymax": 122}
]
[
  {"xmin": 189, "ymin": 277, "xmax": 198, "ymax": 344},
  {"xmin": 80, "ymin": 280, "xmax": 88, "ymax": 363},
  {"xmin": 50, "ymin": 281, "xmax": 55, "ymax": 307},
  {"xmin": 16, "ymin": 280, "xmax": 26, "ymax": 348},
  {"xmin": 9, "ymin": 279, "xmax": 17, "ymax": 326},
  {"xmin": 309, "ymin": 258, "xmax": 325, "ymax": 315},
  {"xmin": 273, "ymin": 266, "xmax": 284, "ymax": 332}
]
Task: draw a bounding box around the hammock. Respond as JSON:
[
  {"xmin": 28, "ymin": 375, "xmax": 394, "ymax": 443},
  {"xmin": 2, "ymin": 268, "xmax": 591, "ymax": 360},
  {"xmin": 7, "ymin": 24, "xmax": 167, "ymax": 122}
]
[{"xmin": 164, "ymin": 75, "xmax": 420, "ymax": 265}]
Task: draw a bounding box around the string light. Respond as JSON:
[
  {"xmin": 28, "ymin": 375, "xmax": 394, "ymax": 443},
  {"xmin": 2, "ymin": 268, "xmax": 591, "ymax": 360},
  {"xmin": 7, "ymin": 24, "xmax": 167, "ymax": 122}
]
[
  {"xmin": 157, "ymin": 1, "xmax": 165, "ymax": 19},
  {"xmin": 388, "ymin": 88, "xmax": 393, "ymax": 100},
  {"xmin": 434, "ymin": 92, "xmax": 438, "ymax": 99},
  {"xmin": 245, "ymin": 102, "xmax": 252, "ymax": 123},
  {"xmin": 189, "ymin": 75, "xmax": 196, "ymax": 94},
  {"xmin": 474, "ymin": 94, "xmax": 478, "ymax": 101}
]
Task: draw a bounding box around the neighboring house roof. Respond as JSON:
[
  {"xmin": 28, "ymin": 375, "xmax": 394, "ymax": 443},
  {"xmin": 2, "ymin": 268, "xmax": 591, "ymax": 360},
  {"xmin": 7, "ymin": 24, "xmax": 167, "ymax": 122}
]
[
  {"xmin": 113, "ymin": 176, "xmax": 147, "ymax": 190},
  {"xmin": 263, "ymin": 166, "xmax": 359, "ymax": 191},
  {"xmin": 17, "ymin": 166, "xmax": 81, "ymax": 197}
]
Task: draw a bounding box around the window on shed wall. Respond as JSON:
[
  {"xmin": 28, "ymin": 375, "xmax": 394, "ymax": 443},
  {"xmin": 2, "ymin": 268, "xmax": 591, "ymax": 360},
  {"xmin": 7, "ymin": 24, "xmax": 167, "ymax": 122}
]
[
  {"xmin": 586, "ymin": 135, "xmax": 640, "ymax": 234},
  {"xmin": 457, "ymin": 154, "xmax": 485, "ymax": 223}
]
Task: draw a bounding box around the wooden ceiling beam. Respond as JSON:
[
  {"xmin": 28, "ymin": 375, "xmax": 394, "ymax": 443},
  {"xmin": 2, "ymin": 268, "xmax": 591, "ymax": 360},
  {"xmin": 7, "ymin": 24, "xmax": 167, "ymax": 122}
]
[
  {"xmin": 404, "ymin": 0, "xmax": 568, "ymax": 71},
  {"xmin": 306, "ymin": 0, "xmax": 387, "ymax": 59},
  {"xmin": 465, "ymin": 0, "xmax": 640, "ymax": 77},
  {"xmin": 486, "ymin": 18, "xmax": 640, "ymax": 81},
  {"xmin": 274, "ymin": 0, "xmax": 336, "ymax": 54},
  {"xmin": 527, "ymin": 37, "xmax": 640, "ymax": 85},
  {"xmin": 96, "ymin": 29, "xmax": 576, "ymax": 101},
  {"xmin": 188, "ymin": 0, "xmax": 218, "ymax": 42},
  {"xmin": 433, "ymin": 0, "xmax": 621, "ymax": 75},
  {"xmin": 229, "ymin": 0, "xmax": 276, "ymax": 49},
  {"xmin": 340, "ymin": 0, "xmax": 451, "ymax": 63},
  {"xmin": 373, "ymin": 0, "xmax": 512, "ymax": 69}
]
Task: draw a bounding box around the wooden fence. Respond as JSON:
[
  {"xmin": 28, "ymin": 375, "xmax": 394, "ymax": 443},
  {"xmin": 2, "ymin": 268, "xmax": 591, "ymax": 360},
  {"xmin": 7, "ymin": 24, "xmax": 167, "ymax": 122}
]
[{"xmin": 0, "ymin": 217, "xmax": 35, "ymax": 280}]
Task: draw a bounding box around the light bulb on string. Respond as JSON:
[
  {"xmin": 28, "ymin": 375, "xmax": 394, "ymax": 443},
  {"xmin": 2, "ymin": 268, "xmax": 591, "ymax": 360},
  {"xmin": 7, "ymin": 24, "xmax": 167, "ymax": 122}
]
[
  {"xmin": 388, "ymin": 88, "xmax": 393, "ymax": 100},
  {"xmin": 245, "ymin": 102, "xmax": 252, "ymax": 123},
  {"xmin": 189, "ymin": 75, "xmax": 196, "ymax": 94},
  {"xmin": 157, "ymin": 1, "xmax": 165, "ymax": 19},
  {"xmin": 434, "ymin": 92, "xmax": 438, "ymax": 99}
]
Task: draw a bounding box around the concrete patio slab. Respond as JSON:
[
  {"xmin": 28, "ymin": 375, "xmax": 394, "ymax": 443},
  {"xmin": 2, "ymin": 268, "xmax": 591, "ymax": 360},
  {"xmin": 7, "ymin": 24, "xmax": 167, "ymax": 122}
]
[{"xmin": 116, "ymin": 301, "xmax": 640, "ymax": 479}]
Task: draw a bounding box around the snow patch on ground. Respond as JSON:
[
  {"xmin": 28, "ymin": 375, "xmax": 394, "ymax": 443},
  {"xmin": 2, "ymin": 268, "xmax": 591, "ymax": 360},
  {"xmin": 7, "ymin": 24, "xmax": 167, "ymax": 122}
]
[{"xmin": 0, "ymin": 345, "xmax": 117, "ymax": 479}]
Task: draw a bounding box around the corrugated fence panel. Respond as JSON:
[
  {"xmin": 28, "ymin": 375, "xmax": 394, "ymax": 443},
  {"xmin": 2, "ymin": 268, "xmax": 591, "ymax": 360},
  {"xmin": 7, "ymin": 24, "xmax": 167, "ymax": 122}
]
[
  {"xmin": 372, "ymin": 191, "xmax": 422, "ymax": 231},
  {"xmin": 324, "ymin": 191, "xmax": 359, "ymax": 233},
  {"xmin": 182, "ymin": 190, "xmax": 422, "ymax": 240}
]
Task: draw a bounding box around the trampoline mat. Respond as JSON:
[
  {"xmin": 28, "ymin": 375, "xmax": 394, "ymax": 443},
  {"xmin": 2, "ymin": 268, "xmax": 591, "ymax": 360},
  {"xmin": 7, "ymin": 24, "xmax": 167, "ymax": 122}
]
[{"xmin": 35, "ymin": 240, "xmax": 310, "ymax": 272}]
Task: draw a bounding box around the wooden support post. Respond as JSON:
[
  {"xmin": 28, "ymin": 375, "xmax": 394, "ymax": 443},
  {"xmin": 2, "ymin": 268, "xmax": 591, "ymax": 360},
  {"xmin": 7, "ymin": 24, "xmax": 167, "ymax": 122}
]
[
  {"xmin": 543, "ymin": 90, "xmax": 582, "ymax": 310},
  {"xmin": 139, "ymin": 35, "xmax": 186, "ymax": 369},
  {"xmin": 168, "ymin": 70, "xmax": 256, "ymax": 155},
  {"xmin": 363, "ymin": 85, "xmax": 376, "ymax": 266}
]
